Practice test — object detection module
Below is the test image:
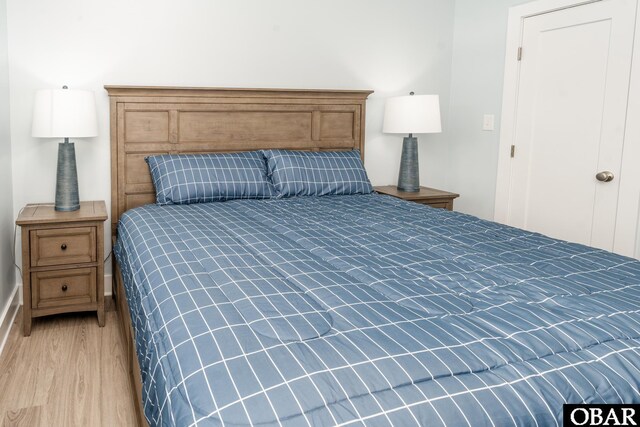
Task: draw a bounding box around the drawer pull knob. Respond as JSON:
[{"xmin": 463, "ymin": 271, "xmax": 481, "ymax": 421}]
[
  {"xmin": 61, "ymin": 284, "xmax": 68, "ymax": 292},
  {"xmin": 60, "ymin": 243, "xmax": 68, "ymax": 251}
]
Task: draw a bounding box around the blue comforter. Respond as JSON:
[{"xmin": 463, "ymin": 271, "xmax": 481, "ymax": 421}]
[{"xmin": 114, "ymin": 194, "xmax": 640, "ymax": 426}]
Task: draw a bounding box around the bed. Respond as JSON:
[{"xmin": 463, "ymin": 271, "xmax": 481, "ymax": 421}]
[{"xmin": 107, "ymin": 86, "xmax": 640, "ymax": 426}]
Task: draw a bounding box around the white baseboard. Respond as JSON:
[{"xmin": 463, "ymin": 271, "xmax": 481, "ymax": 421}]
[
  {"xmin": 104, "ymin": 273, "xmax": 113, "ymax": 296},
  {"xmin": 0, "ymin": 284, "xmax": 20, "ymax": 356}
]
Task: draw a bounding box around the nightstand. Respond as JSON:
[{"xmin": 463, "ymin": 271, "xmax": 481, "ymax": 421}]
[
  {"xmin": 374, "ymin": 186, "xmax": 459, "ymax": 210},
  {"xmin": 16, "ymin": 201, "xmax": 108, "ymax": 336}
]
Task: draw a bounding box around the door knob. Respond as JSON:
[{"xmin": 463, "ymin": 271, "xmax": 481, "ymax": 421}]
[{"xmin": 595, "ymin": 171, "xmax": 614, "ymax": 182}]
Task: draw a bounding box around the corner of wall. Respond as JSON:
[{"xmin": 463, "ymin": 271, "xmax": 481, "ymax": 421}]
[{"xmin": 0, "ymin": 0, "xmax": 16, "ymax": 324}]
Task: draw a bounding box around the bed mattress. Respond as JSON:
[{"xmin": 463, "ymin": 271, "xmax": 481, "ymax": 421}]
[{"xmin": 114, "ymin": 194, "xmax": 640, "ymax": 426}]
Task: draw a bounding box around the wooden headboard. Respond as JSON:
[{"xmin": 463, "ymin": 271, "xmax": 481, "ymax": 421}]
[{"xmin": 105, "ymin": 85, "xmax": 373, "ymax": 235}]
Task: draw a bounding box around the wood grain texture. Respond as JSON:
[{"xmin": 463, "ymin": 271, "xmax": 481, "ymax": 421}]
[
  {"xmin": 31, "ymin": 267, "xmax": 96, "ymax": 309},
  {"xmin": 104, "ymin": 85, "xmax": 373, "ymax": 99},
  {"xmin": 124, "ymin": 111, "xmax": 170, "ymax": 143},
  {"xmin": 105, "ymin": 85, "xmax": 373, "ymax": 235},
  {"xmin": 20, "ymin": 223, "xmax": 31, "ymax": 336},
  {"xmin": 16, "ymin": 201, "xmax": 108, "ymax": 336},
  {"xmin": 30, "ymin": 227, "xmax": 96, "ymax": 267},
  {"xmin": 374, "ymin": 185, "xmax": 460, "ymax": 211},
  {"xmin": 0, "ymin": 307, "xmax": 137, "ymax": 427},
  {"xmin": 179, "ymin": 111, "xmax": 312, "ymax": 142},
  {"xmin": 16, "ymin": 201, "xmax": 108, "ymax": 226},
  {"xmin": 3, "ymin": 407, "xmax": 44, "ymax": 427}
]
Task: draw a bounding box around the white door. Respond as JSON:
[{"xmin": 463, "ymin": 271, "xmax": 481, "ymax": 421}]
[{"xmin": 500, "ymin": 0, "xmax": 636, "ymax": 252}]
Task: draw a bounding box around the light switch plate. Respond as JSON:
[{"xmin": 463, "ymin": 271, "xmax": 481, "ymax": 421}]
[{"xmin": 483, "ymin": 114, "xmax": 495, "ymax": 131}]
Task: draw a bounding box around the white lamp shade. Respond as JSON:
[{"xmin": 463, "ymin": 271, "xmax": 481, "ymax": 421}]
[
  {"xmin": 32, "ymin": 88, "xmax": 98, "ymax": 138},
  {"xmin": 383, "ymin": 94, "xmax": 442, "ymax": 134}
]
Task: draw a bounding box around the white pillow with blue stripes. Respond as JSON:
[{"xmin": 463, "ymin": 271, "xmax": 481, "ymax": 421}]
[
  {"xmin": 262, "ymin": 149, "xmax": 374, "ymax": 198},
  {"xmin": 146, "ymin": 152, "xmax": 276, "ymax": 205}
]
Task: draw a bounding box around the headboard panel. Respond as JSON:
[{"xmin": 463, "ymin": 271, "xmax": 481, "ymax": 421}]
[{"xmin": 105, "ymin": 86, "xmax": 373, "ymax": 234}]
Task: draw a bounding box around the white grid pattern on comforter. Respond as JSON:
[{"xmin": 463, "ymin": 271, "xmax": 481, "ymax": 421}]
[{"xmin": 114, "ymin": 194, "xmax": 640, "ymax": 427}]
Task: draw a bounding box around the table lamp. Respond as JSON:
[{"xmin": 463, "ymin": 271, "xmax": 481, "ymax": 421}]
[
  {"xmin": 383, "ymin": 92, "xmax": 442, "ymax": 192},
  {"xmin": 32, "ymin": 86, "xmax": 98, "ymax": 211}
]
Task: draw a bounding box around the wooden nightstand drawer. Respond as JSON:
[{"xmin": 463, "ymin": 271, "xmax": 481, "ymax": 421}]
[
  {"xmin": 31, "ymin": 267, "xmax": 97, "ymax": 310},
  {"xmin": 17, "ymin": 201, "xmax": 108, "ymax": 336},
  {"xmin": 30, "ymin": 226, "xmax": 96, "ymax": 267},
  {"xmin": 424, "ymin": 202, "xmax": 450, "ymax": 209}
]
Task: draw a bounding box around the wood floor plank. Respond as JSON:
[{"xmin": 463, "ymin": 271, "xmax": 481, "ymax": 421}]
[
  {"xmin": 0, "ymin": 312, "xmax": 60, "ymax": 412},
  {"xmin": 2, "ymin": 406, "xmax": 45, "ymax": 427},
  {"xmin": 44, "ymin": 314, "xmax": 100, "ymax": 426},
  {"xmin": 0, "ymin": 313, "xmax": 23, "ymax": 413},
  {"xmin": 0, "ymin": 302, "xmax": 138, "ymax": 427},
  {"xmin": 101, "ymin": 311, "xmax": 138, "ymax": 426}
]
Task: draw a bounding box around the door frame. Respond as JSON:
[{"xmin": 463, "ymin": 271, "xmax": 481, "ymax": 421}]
[{"xmin": 494, "ymin": 0, "xmax": 640, "ymax": 257}]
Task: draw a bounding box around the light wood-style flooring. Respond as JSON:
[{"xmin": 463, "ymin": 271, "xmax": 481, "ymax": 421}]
[{"xmin": 0, "ymin": 301, "xmax": 138, "ymax": 426}]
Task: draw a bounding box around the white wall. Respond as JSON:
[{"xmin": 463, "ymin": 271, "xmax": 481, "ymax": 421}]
[
  {"xmin": 6, "ymin": 0, "xmax": 456, "ymax": 274},
  {"xmin": 447, "ymin": 0, "xmax": 531, "ymax": 219},
  {"xmin": 0, "ymin": 0, "xmax": 16, "ymax": 312}
]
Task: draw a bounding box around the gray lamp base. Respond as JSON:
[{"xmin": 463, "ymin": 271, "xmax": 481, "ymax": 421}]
[
  {"xmin": 397, "ymin": 136, "xmax": 420, "ymax": 192},
  {"xmin": 55, "ymin": 142, "xmax": 80, "ymax": 212}
]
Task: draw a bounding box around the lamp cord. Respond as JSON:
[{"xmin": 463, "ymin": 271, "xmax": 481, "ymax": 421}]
[{"xmin": 104, "ymin": 249, "xmax": 113, "ymax": 264}]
